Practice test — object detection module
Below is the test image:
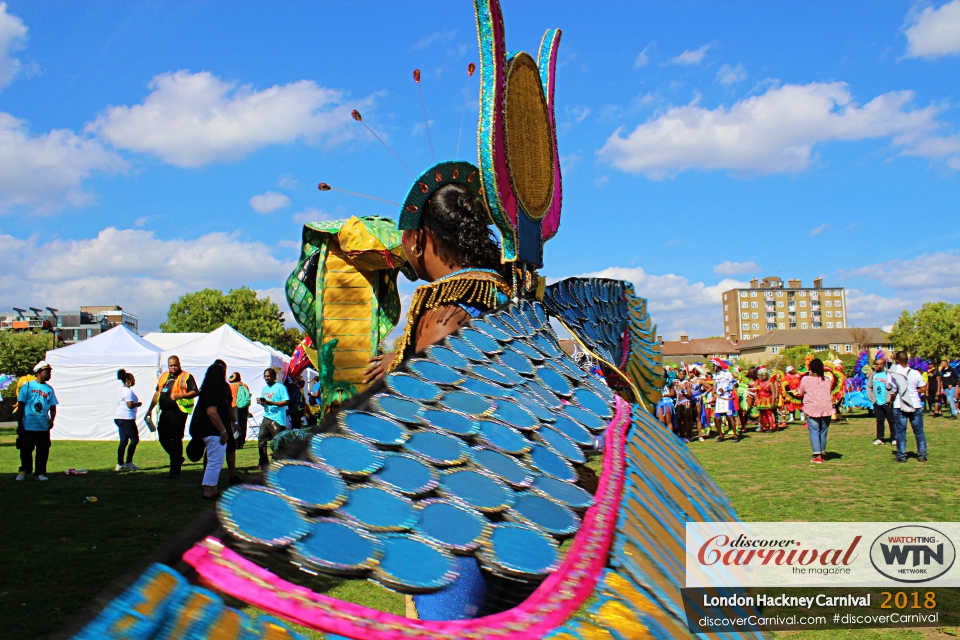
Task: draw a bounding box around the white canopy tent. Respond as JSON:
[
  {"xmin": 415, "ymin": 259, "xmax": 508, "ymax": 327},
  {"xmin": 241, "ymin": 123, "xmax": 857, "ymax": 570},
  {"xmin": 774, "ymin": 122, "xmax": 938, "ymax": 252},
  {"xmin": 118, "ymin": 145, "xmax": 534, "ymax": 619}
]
[
  {"xmin": 45, "ymin": 326, "xmax": 161, "ymax": 441},
  {"xmin": 142, "ymin": 332, "xmax": 206, "ymax": 351},
  {"xmin": 159, "ymin": 325, "xmax": 287, "ymax": 423}
]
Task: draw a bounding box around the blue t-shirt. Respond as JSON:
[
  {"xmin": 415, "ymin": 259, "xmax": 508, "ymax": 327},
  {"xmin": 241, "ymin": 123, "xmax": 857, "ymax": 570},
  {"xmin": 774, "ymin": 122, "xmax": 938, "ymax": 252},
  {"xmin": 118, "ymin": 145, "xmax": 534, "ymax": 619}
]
[
  {"xmin": 18, "ymin": 381, "xmax": 59, "ymax": 431},
  {"xmin": 872, "ymin": 372, "xmax": 889, "ymax": 405},
  {"xmin": 260, "ymin": 382, "xmax": 289, "ymax": 425}
]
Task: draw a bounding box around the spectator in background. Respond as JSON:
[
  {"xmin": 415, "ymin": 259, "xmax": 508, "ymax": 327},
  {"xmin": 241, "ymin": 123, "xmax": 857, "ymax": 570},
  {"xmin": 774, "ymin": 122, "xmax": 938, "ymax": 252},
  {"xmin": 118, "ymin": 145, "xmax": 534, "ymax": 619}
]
[
  {"xmin": 114, "ymin": 369, "xmax": 142, "ymax": 471},
  {"xmin": 867, "ymin": 356, "xmax": 895, "ymax": 446},
  {"xmin": 257, "ymin": 368, "xmax": 289, "ymax": 470},
  {"xmin": 229, "ymin": 373, "xmax": 251, "ymax": 448},
  {"xmin": 190, "ymin": 362, "xmax": 233, "ymax": 499},
  {"xmin": 146, "ymin": 356, "xmax": 199, "ymax": 479},
  {"xmin": 794, "ymin": 357, "xmax": 834, "ymax": 465},
  {"xmin": 889, "ymin": 351, "xmax": 928, "ymax": 463},
  {"xmin": 284, "ymin": 374, "xmax": 304, "ymax": 430},
  {"xmin": 940, "ymin": 360, "xmax": 959, "ymax": 420},
  {"xmin": 926, "ymin": 367, "xmax": 942, "ymax": 417},
  {"xmin": 16, "ymin": 361, "xmax": 58, "ymax": 481}
]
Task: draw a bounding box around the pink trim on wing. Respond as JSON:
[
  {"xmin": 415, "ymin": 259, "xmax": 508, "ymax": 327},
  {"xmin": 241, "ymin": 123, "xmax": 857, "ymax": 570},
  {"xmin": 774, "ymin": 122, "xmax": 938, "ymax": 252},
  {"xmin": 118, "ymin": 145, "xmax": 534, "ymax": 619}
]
[
  {"xmin": 541, "ymin": 33, "xmax": 562, "ymax": 242},
  {"xmin": 183, "ymin": 397, "xmax": 632, "ymax": 640},
  {"xmin": 488, "ymin": 0, "xmax": 518, "ymax": 229}
]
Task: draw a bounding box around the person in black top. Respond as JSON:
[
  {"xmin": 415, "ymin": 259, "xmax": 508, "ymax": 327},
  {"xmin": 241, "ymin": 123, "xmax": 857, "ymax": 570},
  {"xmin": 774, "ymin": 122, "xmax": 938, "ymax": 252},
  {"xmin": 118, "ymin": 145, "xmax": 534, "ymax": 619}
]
[
  {"xmin": 926, "ymin": 368, "xmax": 941, "ymax": 416},
  {"xmin": 283, "ymin": 374, "xmax": 304, "ymax": 430},
  {"xmin": 938, "ymin": 360, "xmax": 958, "ymax": 419},
  {"xmin": 189, "ymin": 361, "xmax": 234, "ymax": 499},
  {"xmin": 146, "ymin": 356, "xmax": 199, "ymax": 478}
]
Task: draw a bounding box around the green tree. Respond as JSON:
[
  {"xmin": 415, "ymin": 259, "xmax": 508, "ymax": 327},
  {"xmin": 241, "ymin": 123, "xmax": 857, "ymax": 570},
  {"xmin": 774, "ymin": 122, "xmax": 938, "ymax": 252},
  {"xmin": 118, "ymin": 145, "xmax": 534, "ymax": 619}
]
[
  {"xmin": 889, "ymin": 302, "xmax": 960, "ymax": 361},
  {"xmin": 0, "ymin": 331, "xmax": 56, "ymax": 398},
  {"xmin": 161, "ymin": 287, "xmax": 296, "ymax": 354},
  {"xmin": 778, "ymin": 345, "xmax": 812, "ymax": 371}
]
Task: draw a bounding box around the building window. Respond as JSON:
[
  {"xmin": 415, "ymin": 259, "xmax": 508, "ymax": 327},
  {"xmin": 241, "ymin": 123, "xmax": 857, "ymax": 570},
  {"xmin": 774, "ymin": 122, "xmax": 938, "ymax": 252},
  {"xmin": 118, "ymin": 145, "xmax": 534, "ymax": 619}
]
[
  {"xmin": 813, "ymin": 322, "xmax": 821, "ymax": 328},
  {"xmin": 776, "ymin": 301, "xmax": 783, "ymax": 308},
  {"xmin": 790, "ymin": 323, "xmax": 797, "ymax": 329},
  {"xmin": 825, "ymin": 300, "xmax": 832, "ymax": 307},
  {"xmin": 751, "ymin": 291, "xmax": 757, "ymax": 297},
  {"xmin": 827, "ymin": 322, "xmax": 834, "ymax": 328},
  {"xmin": 725, "ymin": 326, "xmax": 730, "ymax": 333},
  {"xmin": 742, "ymin": 323, "xmax": 750, "ymax": 330},
  {"xmin": 723, "ymin": 293, "xmax": 728, "ymax": 300},
  {"xmin": 776, "ymin": 312, "xmax": 784, "ymax": 318},
  {"xmin": 86, "ymin": 328, "xmax": 93, "ymax": 338},
  {"xmin": 751, "ymin": 301, "xmax": 758, "ymax": 308},
  {"xmin": 800, "ymin": 322, "xmax": 807, "ymax": 329},
  {"xmin": 752, "ymin": 323, "xmax": 759, "ymax": 330},
  {"xmin": 845, "ymin": 344, "xmax": 853, "ymax": 352},
  {"xmin": 724, "ymin": 304, "xmax": 728, "ymax": 311},
  {"xmin": 724, "ymin": 315, "xmax": 729, "ymax": 321},
  {"xmin": 751, "ymin": 312, "xmax": 758, "ymax": 319},
  {"xmin": 799, "ymin": 300, "xmax": 806, "ymax": 307},
  {"xmin": 776, "ymin": 291, "xmax": 783, "ymax": 297},
  {"xmin": 836, "ymin": 322, "xmax": 843, "ymax": 328},
  {"xmin": 833, "ymin": 290, "xmax": 841, "ymax": 296},
  {"xmin": 826, "ymin": 311, "xmax": 832, "ymax": 317},
  {"xmin": 742, "ymin": 313, "xmax": 749, "ymax": 319},
  {"xmin": 835, "ymin": 311, "xmax": 842, "ymax": 318},
  {"xmin": 771, "ymin": 347, "xmax": 780, "ymax": 354},
  {"xmin": 778, "ymin": 323, "xmax": 785, "ymax": 329},
  {"xmin": 741, "ymin": 302, "xmax": 748, "ymax": 309}
]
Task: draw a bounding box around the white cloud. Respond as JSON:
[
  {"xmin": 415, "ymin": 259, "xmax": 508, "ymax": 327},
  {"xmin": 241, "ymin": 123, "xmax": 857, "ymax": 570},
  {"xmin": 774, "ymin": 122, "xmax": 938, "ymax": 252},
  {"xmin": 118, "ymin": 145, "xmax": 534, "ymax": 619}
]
[
  {"xmin": 716, "ymin": 63, "xmax": 746, "ymax": 85},
  {"xmin": 635, "ymin": 46, "xmax": 650, "ymax": 68},
  {"xmin": 277, "ymin": 174, "xmax": 299, "ymax": 190},
  {"xmin": 89, "ymin": 70, "xmax": 362, "ymax": 168},
  {"xmin": 573, "ymin": 265, "xmax": 748, "ymax": 339},
  {"xmin": 598, "ymin": 82, "xmax": 943, "ymax": 178},
  {"xmin": 0, "ymin": 2, "xmax": 27, "ymax": 89},
  {"xmin": 670, "ymin": 44, "xmax": 709, "ymax": 65},
  {"xmin": 810, "ymin": 223, "xmax": 830, "ymax": 237},
  {"xmin": 249, "ymin": 190, "xmax": 291, "ymax": 214},
  {"xmin": 0, "ymin": 227, "xmax": 294, "ymax": 332},
  {"xmin": 904, "ymin": 0, "xmax": 960, "ymax": 59},
  {"xmin": 291, "ymin": 207, "xmax": 333, "ymax": 225},
  {"xmin": 712, "ymin": 260, "xmax": 760, "ymax": 276},
  {"xmin": 412, "ymin": 30, "xmax": 455, "ymax": 50},
  {"xmin": 841, "ymin": 251, "xmax": 960, "ymax": 327},
  {"xmin": 0, "ymin": 112, "xmax": 126, "ymax": 214}
]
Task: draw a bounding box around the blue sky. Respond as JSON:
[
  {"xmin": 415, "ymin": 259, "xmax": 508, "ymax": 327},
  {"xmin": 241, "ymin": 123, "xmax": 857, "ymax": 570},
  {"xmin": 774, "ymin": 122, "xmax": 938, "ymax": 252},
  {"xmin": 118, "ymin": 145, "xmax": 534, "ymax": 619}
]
[{"xmin": 1, "ymin": 0, "xmax": 959, "ymax": 337}]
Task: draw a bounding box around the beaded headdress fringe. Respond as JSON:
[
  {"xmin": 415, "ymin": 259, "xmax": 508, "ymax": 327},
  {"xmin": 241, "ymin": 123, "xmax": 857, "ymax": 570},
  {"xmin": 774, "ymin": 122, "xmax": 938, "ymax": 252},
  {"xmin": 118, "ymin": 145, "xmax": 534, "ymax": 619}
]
[{"xmin": 389, "ymin": 271, "xmax": 511, "ymax": 370}]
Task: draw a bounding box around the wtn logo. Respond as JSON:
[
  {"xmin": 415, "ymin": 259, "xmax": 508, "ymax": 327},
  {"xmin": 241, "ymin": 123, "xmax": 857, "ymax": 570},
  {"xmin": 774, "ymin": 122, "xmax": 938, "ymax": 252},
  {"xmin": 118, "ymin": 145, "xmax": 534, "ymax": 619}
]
[
  {"xmin": 880, "ymin": 543, "xmax": 944, "ymax": 567},
  {"xmin": 870, "ymin": 526, "xmax": 956, "ymax": 583}
]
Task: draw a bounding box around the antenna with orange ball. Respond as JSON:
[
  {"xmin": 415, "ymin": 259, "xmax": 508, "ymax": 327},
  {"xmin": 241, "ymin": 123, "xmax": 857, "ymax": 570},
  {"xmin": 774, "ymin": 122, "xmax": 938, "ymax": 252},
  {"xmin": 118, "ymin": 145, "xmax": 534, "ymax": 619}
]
[
  {"xmin": 456, "ymin": 62, "xmax": 477, "ymax": 159},
  {"xmin": 350, "ymin": 109, "xmax": 415, "ymax": 177},
  {"xmin": 413, "ymin": 69, "xmax": 435, "ymax": 162},
  {"xmin": 317, "ymin": 182, "xmax": 399, "ymax": 206}
]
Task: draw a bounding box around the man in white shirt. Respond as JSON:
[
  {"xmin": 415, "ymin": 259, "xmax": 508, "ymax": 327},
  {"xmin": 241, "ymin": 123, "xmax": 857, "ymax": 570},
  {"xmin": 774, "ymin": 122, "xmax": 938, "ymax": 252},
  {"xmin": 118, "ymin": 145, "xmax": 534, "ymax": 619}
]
[{"xmin": 888, "ymin": 351, "xmax": 928, "ymax": 463}]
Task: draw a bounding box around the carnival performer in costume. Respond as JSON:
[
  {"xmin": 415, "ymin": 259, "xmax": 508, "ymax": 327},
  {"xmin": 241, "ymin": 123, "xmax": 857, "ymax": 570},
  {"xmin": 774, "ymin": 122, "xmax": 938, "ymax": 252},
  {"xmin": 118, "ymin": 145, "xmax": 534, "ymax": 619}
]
[
  {"xmin": 710, "ymin": 358, "xmax": 740, "ymax": 442},
  {"xmin": 828, "ymin": 359, "xmax": 847, "ymax": 422},
  {"xmin": 655, "ymin": 372, "xmax": 676, "ymax": 432},
  {"xmin": 364, "ymin": 167, "xmax": 512, "ymax": 382},
  {"xmin": 673, "ymin": 368, "xmax": 694, "ymax": 442},
  {"xmin": 782, "ymin": 365, "xmax": 802, "ymax": 422},
  {"xmin": 754, "ymin": 368, "xmax": 777, "ymax": 432}
]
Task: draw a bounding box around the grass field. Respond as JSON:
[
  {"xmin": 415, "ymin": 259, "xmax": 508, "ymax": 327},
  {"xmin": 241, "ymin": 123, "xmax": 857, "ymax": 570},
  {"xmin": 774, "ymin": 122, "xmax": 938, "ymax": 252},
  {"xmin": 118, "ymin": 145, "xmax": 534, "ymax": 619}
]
[{"xmin": 1, "ymin": 412, "xmax": 957, "ymax": 640}]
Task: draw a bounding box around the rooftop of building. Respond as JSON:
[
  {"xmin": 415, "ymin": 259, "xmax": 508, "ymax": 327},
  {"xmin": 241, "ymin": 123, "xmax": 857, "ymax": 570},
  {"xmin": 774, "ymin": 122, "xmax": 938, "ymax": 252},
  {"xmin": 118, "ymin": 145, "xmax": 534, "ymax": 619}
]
[
  {"xmin": 725, "ymin": 276, "xmax": 840, "ymax": 291},
  {"xmin": 660, "ymin": 335, "xmax": 741, "ymax": 357},
  {"xmin": 738, "ymin": 327, "xmax": 890, "ymax": 349}
]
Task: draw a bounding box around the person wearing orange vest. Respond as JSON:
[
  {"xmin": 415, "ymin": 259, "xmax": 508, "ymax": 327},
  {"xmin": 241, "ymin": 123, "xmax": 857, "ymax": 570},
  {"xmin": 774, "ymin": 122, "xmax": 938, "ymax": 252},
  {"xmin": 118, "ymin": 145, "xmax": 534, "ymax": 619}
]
[{"xmin": 146, "ymin": 355, "xmax": 199, "ymax": 478}]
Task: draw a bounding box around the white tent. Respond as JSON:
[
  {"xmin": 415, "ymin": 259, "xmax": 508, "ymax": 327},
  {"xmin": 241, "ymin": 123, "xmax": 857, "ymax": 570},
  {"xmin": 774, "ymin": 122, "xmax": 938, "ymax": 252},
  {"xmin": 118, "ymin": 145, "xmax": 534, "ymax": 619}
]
[
  {"xmin": 159, "ymin": 325, "xmax": 286, "ymax": 422},
  {"xmin": 45, "ymin": 326, "xmax": 161, "ymax": 441},
  {"xmin": 142, "ymin": 332, "xmax": 206, "ymax": 351}
]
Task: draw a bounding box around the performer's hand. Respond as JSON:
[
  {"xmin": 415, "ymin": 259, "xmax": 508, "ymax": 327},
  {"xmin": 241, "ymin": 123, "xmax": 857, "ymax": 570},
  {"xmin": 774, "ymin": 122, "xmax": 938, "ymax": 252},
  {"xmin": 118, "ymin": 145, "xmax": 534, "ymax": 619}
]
[
  {"xmin": 364, "ymin": 353, "xmax": 396, "ymax": 384},
  {"xmin": 219, "ymin": 431, "xmax": 228, "ymax": 445}
]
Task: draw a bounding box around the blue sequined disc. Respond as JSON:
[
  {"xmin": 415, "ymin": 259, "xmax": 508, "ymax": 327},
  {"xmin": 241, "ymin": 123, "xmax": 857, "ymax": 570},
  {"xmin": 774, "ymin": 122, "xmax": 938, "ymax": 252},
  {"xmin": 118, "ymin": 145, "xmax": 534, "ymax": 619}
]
[
  {"xmin": 403, "ymin": 430, "xmax": 467, "ymax": 466},
  {"xmin": 291, "ymin": 519, "xmax": 380, "ymax": 574},
  {"xmin": 371, "ymin": 453, "xmax": 438, "ymax": 496},
  {"xmin": 374, "ymin": 534, "xmax": 458, "ymax": 592},
  {"xmin": 218, "ymin": 486, "xmax": 309, "ymax": 547},
  {"xmin": 267, "ymin": 461, "xmax": 347, "ymax": 511},
  {"xmin": 415, "ymin": 500, "xmax": 489, "ymax": 552},
  {"xmin": 339, "ymin": 411, "xmax": 409, "ymax": 447},
  {"xmin": 531, "ymin": 475, "xmax": 595, "ymax": 511},
  {"xmin": 419, "ymin": 408, "xmax": 480, "ymax": 437},
  {"xmin": 440, "ymin": 469, "xmax": 515, "ymax": 513},
  {"xmin": 309, "ymin": 435, "xmax": 383, "ymax": 477},
  {"xmin": 340, "ymin": 485, "xmax": 417, "ymax": 532}
]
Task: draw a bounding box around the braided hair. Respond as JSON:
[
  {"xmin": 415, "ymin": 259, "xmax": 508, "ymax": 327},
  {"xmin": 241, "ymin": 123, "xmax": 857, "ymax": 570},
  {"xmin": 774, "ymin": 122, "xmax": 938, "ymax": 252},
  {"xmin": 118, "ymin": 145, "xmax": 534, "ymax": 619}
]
[{"xmin": 422, "ymin": 183, "xmax": 502, "ymax": 272}]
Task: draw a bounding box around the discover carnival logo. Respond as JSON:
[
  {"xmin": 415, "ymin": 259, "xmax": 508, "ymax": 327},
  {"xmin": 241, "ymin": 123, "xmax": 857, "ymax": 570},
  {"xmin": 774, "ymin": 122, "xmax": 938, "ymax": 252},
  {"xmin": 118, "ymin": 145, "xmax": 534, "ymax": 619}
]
[{"xmin": 869, "ymin": 526, "xmax": 956, "ymax": 583}]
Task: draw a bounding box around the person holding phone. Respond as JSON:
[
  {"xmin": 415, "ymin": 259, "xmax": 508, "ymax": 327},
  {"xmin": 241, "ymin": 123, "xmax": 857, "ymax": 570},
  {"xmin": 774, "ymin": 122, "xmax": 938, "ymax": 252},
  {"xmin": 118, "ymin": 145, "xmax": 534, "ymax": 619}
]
[
  {"xmin": 189, "ymin": 362, "xmax": 234, "ymax": 499},
  {"xmin": 114, "ymin": 369, "xmax": 142, "ymax": 471},
  {"xmin": 257, "ymin": 368, "xmax": 289, "ymax": 470}
]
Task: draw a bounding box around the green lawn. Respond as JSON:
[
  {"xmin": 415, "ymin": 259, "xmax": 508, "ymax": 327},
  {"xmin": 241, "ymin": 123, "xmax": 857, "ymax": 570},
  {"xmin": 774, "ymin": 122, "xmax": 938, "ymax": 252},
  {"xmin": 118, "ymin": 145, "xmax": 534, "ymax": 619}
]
[{"xmin": 1, "ymin": 412, "xmax": 957, "ymax": 640}]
